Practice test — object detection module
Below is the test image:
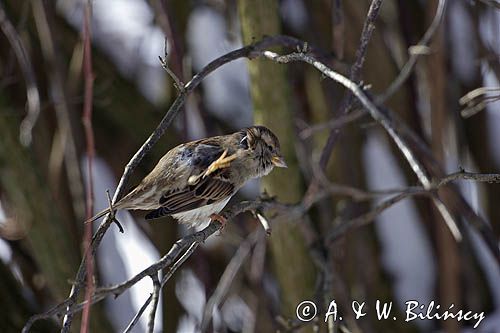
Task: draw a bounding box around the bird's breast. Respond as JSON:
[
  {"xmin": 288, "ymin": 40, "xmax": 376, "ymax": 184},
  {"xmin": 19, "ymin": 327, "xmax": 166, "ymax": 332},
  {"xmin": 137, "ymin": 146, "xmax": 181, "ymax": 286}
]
[{"xmin": 171, "ymin": 197, "xmax": 231, "ymax": 229}]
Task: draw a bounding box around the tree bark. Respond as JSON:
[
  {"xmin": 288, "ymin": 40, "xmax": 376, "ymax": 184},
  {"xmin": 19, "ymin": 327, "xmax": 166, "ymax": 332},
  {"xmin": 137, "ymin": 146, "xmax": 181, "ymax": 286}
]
[{"xmin": 238, "ymin": 0, "xmax": 317, "ymax": 326}]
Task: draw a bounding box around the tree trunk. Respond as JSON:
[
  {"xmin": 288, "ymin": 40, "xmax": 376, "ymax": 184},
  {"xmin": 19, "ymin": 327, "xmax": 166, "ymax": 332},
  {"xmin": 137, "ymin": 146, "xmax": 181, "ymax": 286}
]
[{"xmin": 238, "ymin": 0, "xmax": 317, "ymax": 326}]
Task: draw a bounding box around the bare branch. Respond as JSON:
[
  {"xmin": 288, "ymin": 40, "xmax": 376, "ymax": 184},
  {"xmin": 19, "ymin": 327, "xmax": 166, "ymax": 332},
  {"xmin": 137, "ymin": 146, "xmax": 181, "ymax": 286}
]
[
  {"xmin": 264, "ymin": 51, "xmax": 431, "ymax": 185},
  {"xmin": 350, "ymin": 0, "xmax": 384, "ymax": 84}
]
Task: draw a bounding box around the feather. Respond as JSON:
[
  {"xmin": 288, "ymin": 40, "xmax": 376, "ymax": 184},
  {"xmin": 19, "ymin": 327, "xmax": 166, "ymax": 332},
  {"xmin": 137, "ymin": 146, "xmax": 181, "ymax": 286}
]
[{"xmin": 145, "ymin": 155, "xmax": 234, "ymax": 220}]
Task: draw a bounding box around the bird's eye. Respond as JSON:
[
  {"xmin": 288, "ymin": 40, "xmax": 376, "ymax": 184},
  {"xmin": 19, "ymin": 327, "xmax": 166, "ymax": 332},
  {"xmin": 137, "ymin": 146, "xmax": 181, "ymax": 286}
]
[
  {"xmin": 240, "ymin": 136, "xmax": 249, "ymax": 149},
  {"xmin": 267, "ymin": 144, "xmax": 273, "ymax": 152}
]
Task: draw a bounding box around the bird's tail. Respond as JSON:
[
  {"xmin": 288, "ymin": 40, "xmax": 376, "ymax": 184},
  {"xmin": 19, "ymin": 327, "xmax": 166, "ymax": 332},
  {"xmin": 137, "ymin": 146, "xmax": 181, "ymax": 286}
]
[{"xmin": 84, "ymin": 208, "xmax": 114, "ymax": 224}]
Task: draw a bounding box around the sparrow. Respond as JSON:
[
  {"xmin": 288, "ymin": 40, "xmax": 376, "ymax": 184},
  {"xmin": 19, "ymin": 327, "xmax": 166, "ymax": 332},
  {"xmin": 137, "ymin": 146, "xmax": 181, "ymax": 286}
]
[{"xmin": 87, "ymin": 126, "xmax": 287, "ymax": 228}]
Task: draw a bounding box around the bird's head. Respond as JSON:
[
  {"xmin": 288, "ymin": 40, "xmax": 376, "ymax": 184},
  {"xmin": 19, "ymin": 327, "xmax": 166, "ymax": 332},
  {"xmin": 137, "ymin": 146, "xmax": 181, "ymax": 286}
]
[{"xmin": 240, "ymin": 125, "xmax": 287, "ymax": 176}]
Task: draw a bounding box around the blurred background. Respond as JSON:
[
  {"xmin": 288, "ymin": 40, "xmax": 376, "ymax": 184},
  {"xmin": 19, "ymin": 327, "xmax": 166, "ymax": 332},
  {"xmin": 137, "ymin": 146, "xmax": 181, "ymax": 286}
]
[{"xmin": 1, "ymin": 0, "xmax": 500, "ymax": 332}]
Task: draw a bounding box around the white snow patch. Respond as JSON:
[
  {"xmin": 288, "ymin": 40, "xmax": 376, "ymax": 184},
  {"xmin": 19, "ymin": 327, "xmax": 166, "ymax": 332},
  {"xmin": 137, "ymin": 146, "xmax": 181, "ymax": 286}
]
[{"xmin": 363, "ymin": 131, "xmax": 436, "ymax": 329}]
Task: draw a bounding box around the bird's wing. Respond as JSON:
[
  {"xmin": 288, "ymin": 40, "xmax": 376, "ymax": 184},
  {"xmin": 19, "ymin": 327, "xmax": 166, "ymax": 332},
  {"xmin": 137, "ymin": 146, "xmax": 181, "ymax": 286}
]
[{"xmin": 145, "ymin": 143, "xmax": 235, "ymax": 220}]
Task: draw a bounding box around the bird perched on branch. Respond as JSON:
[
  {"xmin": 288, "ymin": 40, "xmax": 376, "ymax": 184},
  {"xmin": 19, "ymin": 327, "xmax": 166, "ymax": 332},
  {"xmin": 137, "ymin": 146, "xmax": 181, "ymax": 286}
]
[{"xmin": 86, "ymin": 126, "xmax": 287, "ymax": 228}]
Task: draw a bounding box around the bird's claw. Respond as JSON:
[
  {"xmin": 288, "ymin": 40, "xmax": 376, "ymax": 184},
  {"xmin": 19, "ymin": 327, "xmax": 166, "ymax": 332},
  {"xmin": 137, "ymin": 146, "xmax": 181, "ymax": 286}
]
[{"xmin": 210, "ymin": 213, "xmax": 228, "ymax": 234}]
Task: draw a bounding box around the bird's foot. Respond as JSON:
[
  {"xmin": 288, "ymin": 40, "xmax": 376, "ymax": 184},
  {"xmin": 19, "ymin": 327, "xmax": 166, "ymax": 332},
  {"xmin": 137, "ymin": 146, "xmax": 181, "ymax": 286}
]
[
  {"xmin": 210, "ymin": 213, "xmax": 228, "ymax": 233},
  {"xmin": 204, "ymin": 149, "xmax": 237, "ymax": 177}
]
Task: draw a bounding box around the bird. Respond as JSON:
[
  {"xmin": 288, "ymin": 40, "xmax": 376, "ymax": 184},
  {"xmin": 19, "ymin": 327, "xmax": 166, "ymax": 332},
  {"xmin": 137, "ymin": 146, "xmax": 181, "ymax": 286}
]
[{"xmin": 86, "ymin": 125, "xmax": 287, "ymax": 229}]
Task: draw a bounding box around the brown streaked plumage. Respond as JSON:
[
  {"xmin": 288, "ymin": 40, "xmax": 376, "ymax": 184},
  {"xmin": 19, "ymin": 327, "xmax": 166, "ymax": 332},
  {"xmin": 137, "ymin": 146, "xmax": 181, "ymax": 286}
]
[{"xmin": 87, "ymin": 126, "xmax": 287, "ymax": 228}]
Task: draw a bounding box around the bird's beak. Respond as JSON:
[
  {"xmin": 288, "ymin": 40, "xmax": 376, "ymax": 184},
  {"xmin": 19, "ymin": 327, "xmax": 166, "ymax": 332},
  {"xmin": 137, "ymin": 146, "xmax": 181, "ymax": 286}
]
[{"xmin": 272, "ymin": 155, "xmax": 288, "ymax": 168}]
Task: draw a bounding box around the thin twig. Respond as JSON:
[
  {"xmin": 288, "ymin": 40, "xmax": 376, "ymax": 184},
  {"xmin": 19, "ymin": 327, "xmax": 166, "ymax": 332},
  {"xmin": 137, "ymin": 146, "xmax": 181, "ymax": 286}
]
[
  {"xmin": 300, "ymin": 0, "xmax": 383, "ymax": 218},
  {"xmin": 161, "ymin": 241, "xmax": 199, "ymax": 287},
  {"xmin": 327, "ymin": 170, "xmax": 500, "ymax": 242},
  {"xmin": 80, "ymin": 1, "xmax": 95, "ymax": 332},
  {"xmin": 350, "ymin": 0, "xmax": 383, "ymax": 84},
  {"xmin": 379, "ymin": 0, "xmax": 446, "ymax": 101},
  {"xmin": 200, "ymin": 230, "xmax": 260, "ymax": 331},
  {"xmin": 435, "ymin": 170, "xmax": 500, "ymax": 187},
  {"xmin": 122, "ymin": 294, "xmax": 153, "ymax": 333},
  {"xmin": 318, "ymin": 0, "xmax": 383, "ymax": 171},
  {"xmin": 0, "ymin": 2, "xmax": 41, "ymax": 146},
  {"xmin": 299, "ymin": 109, "xmax": 367, "ymax": 139},
  {"xmin": 150, "ymin": 0, "xmax": 185, "ymax": 90},
  {"xmin": 32, "ymin": 0, "xmax": 86, "ymax": 220},
  {"xmin": 304, "ymin": 7, "xmax": 382, "ymax": 319},
  {"xmin": 159, "ymin": 38, "xmax": 184, "ymax": 92},
  {"xmin": 327, "ymin": 190, "xmax": 429, "ymax": 243},
  {"xmin": 459, "ymin": 86, "xmax": 500, "ymax": 118},
  {"xmin": 147, "ymin": 274, "xmax": 161, "ymax": 333}
]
